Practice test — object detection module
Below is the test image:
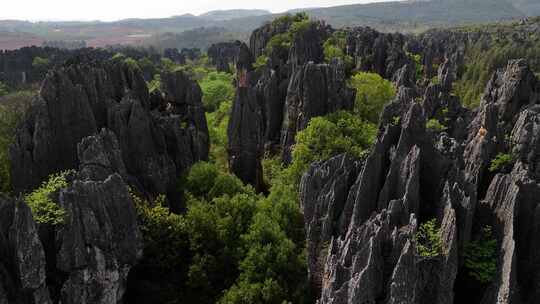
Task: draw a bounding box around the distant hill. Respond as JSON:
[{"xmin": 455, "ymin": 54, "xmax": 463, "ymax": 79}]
[
  {"xmin": 199, "ymin": 9, "xmax": 271, "ymax": 21},
  {"xmin": 0, "ymin": 0, "xmax": 538, "ymax": 50}
]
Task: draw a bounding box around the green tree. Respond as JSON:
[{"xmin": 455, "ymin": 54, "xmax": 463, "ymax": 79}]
[
  {"xmin": 185, "ymin": 162, "xmax": 254, "ymax": 202},
  {"xmin": 289, "ymin": 111, "xmax": 376, "ymax": 185},
  {"xmin": 0, "ymin": 91, "xmax": 33, "ymax": 193},
  {"xmin": 186, "ymin": 193, "xmax": 259, "ymax": 302},
  {"xmin": 349, "ymin": 72, "xmax": 396, "ymax": 123},
  {"xmin": 25, "ymin": 170, "xmax": 73, "ymax": 225},
  {"xmin": 32, "ymin": 56, "xmax": 50, "ymax": 71},
  {"xmin": 220, "ymin": 183, "xmax": 307, "ymax": 304},
  {"xmin": 0, "ymin": 82, "xmax": 8, "ymax": 97},
  {"xmin": 426, "ymin": 118, "xmax": 447, "ymax": 132},
  {"xmin": 415, "ymin": 219, "xmax": 442, "ymax": 257},
  {"xmin": 463, "ymin": 226, "xmax": 497, "ymax": 284},
  {"xmin": 206, "ymin": 100, "xmax": 231, "ymax": 170},
  {"xmin": 489, "ymin": 153, "xmax": 514, "ymax": 173},
  {"xmin": 200, "ymin": 71, "xmax": 235, "ymax": 112}
]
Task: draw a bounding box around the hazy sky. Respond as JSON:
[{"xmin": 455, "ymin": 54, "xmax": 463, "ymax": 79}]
[{"xmin": 1, "ymin": 0, "xmax": 393, "ymax": 22}]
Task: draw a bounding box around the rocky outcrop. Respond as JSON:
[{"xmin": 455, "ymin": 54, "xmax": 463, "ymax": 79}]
[
  {"xmin": 163, "ymin": 48, "xmax": 186, "ymax": 65},
  {"xmin": 1, "ymin": 128, "xmax": 143, "ymax": 304},
  {"xmin": 300, "ymin": 59, "xmax": 540, "ymax": 304},
  {"xmin": 226, "ymin": 43, "xmax": 265, "ymax": 191},
  {"xmin": 281, "ymin": 61, "xmax": 355, "ymax": 161},
  {"xmin": 345, "ymin": 27, "xmax": 409, "ymax": 79},
  {"xmin": 55, "ymin": 139, "xmax": 142, "ymax": 303},
  {"xmin": 207, "ymin": 41, "xmax": 242, "ymax": 72},
  {"xmin": 0, "ymin": 195, "xmax": 51, "ymax": 304},
  {"xmin": 9, "ymin": 59, "xmax": 209, "ymax": 210},
  {"xmin": 288, "ymin": 21, "xmax": 328, "ymax": 74}
]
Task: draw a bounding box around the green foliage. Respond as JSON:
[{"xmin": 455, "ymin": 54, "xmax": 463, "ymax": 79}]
[
  {"xmin": 270, "ymin": 12, "xmax": 308, "ymax": 29},
  {"xmin": 265, "ymin": 33, "xmax": 292, "ymax": 54},
  {"xmin": 25, "ymin": 170, "xmax": 73, "ymax": 225},
  {"xmin": 124, "ymin": 57, "xmax": 140, "ymax": 70},
  {"xmin": 221, "ymin": 181, "xmax": 307, "ymax": 304},
  {"xmin": 160, "ymin": 57, "xmax": 176, "ymax": 72},
  {"xmin": 288, "ymin": 19, "xmax": 312, "ymax": 39},
  {"xmin": 206, "ymin": 100, "xmax": 231, "ymax": 170},
  {"xmin": 253, "ymin": 55, "xmax": 269, "ymax": 70},
  {"xmin": 407, "ymin": 52, "xmax": 423, "ymax": 80},
  {"xmin": 135, "ymin": 194, "xmax": 189, "ymax": 270},
  {"xmin": 323, "ymin": 31, "xmax": 354, "ymax": 69},
  {"xmin": 489, "ymin": 153, "xmax": 514, "ymax": 172},
  {"xmin": 426, "ymin": 118, "xmax": 447, "ymax": 132},
  {"xmin": 261, "ymin": 156, "xmax": 284, "ymax": 188},
  {"xmin": 0, "ymin": 82, "xmax": 8, "ymax": 97},
  {"xmin": 264, "ymin": 13, "xmax": 312, "ymax": 56},
  {"xmin": 349, "ymin": 72, "xmax": 396, "ymax": 123},
  {"xmin": 289, "ymin": 111, "xmax": 376, "ymax": 186},
  {"xmin": 415, "ymin": 219, "xmax": 443, "ymax": 257},
  {"xmin": 134, "ymin": 157, "xmax": 306, "ymax": 304},
  {"xmin": 200, "ymin": 71, "xmax": 235, "ymax": 112},
  {"xmin": 147, "ymin": 74, "xmax": 162, "ymax": 93},
  {"xmin": 111, "ymin": 52, "xmax": 126, "ymax": 61},
  {"xmin": 454, "ymin": 35, "xmax": 540, "ymax": 108},
  {"xmin": 0, "ymin": 91, "xmax": 33, "ymax": 193},
  {"xmin": 32, "ymin": 56, "xmax": 50, "ymax": 70},
  {"xmin": 464, "ymin": 226, "xmax": 497, "ymax": 284},
  {"xmin": 185, "ymin": 162, "xmax": 254, "ymax": 202},
  {"xmin": 185, "ymin": 193, "xmax": 259, "ymax": 303}
]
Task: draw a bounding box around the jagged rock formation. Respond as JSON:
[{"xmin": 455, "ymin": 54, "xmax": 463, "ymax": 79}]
[
  {"xmin": 163, "ymin": 48, "xmax": 186, "ymax": 65},
  {"xmin": 9, "ymin": 58, "xmax": 209, "ymax": 211},
  {"xmin": 301, "ymin": 58, "xmax": 540, "ymax": 303},
  {"xmin": 207, "ymin": 41, "xmax": 242, "ymax": 72},
  {"xmin": 345, "ymin": 28, "xmax": 410, "ymax": 79},
  {"xmin": 0, "ymin": 195, "xmax": 51, "ymax": 304},
  {"xmin": 0, "ymin": 46, "xmax": 72, "ymax": 87},
  {"xmin": 227, "ymin": 20, "xmax": 350, "ymax": 188},
  {"xmin": 281, "ymin": 61, "xmax": 355, "ymax": 161},
  {"xmin": 1, "ymin": 128, "xmax": 143, "ymax": 304}
]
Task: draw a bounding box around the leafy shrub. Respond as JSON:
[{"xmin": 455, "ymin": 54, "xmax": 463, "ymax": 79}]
[
  {"xmin": 253, "ymin": 55, "xmax": 269, "ymax": 70},
  {"xmin": 0, "ymin": 90, "xmax": 33, "ymax": 193},
  {"xmin": 147, "ymin": 74, "xmax": 162, "ymax": 93},
  {"xmin": 200, "ymin": 71, "xmax": 235, "ymax": 112},
  {"xmin": 186, "ymin": 193, "xmax": 259, "ymax": 303},
  {"xmin": 426, "ymin": 119, "xmax": 447, "ymax": 132},
  {"xmin": 289, "ymin": 111, "xmax": 376, "ymax": 185},
  {"xmin": 349, "ymin": 72, "xmax": 396, "ymax": 123},
  {"xmin": 392, "ymin": 116, "xmax": 401, "ymax": 126},
  {"xmin": 265, "ymin": 33, "xmax": 292, "ymax": 54},
  {"xmin": 489, "ymin": 153, "xmax": 514, "ymax": 172},
  {"xmin": 454, "ymin": 36, "xmax": 540, "ymax": 108},
  {"xmin": 265, "ymin": 13, "xmax": 311, "ymax": 56},
  {"xmin": 124, "ymin": 57, "xmax": 141, "ymax": 70},
  {"xmin": 185, "ymin": 162, "xmax": 220, "ymax": 199},
  {"xmin": 185, "ymin": 162, "xmax": 253, "ymax": 202},
  {"xmin": 206, "ymin": 100, "xmax": 231, "ymax": 170},
  {"xmin": 463, "ymin": 226, "xmax": 497, "ymax": 284},
  {"xmin": 112, "ymin": 52, "xmax": 126, "ymax": 61},
  {"xmin": 270, "ymin": 12, "xmax": 308, "ymax": 29},
  {"xmin": 220, "ymin": 182, "xmax": 307, "ymax": 304},
  {"xmin": 288, "ymin": 19, "xmax": 312, "ymax": 39},
  {"xmin": 407, "ymin": 52, "xmax": 423, "ymax": 80},
  {"xmin": 415, "ymin": 218, "xmax": 442, "ymax": 257},
  {"xmin": 32, "ymin": 56, "xmax": 50, "ymax": 70},
  {"xmin": 0, "ymin": 81, "xmax": 9, "ymax": 97},
  {"xmin": 261, "ymin": 156, "xmax": 284, "ymax": 187},
  {"xmin": 25, "ymin": 170, "xmax": 73, "ymax": 225}
]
